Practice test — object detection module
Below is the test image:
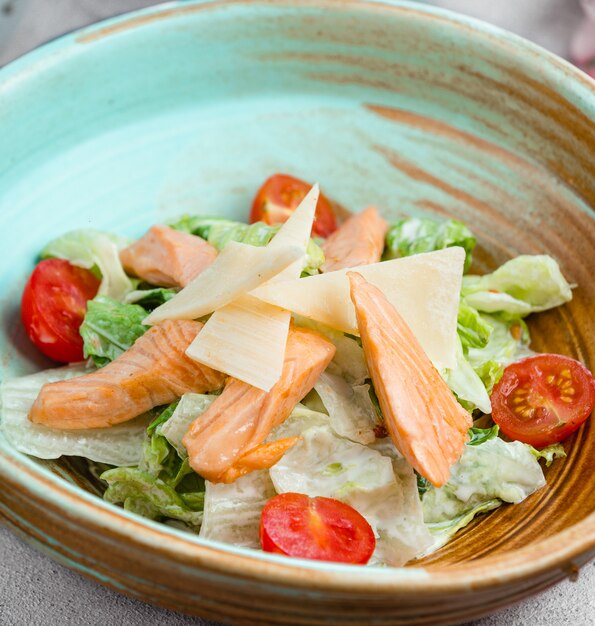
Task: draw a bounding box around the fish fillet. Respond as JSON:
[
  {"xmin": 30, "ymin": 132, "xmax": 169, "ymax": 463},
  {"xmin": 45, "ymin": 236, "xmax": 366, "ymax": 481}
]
[
  {"xmin": 28, "ymin": 320, "xmax": 226, "ymax": 429},
  {"xmin": 120, "ymin": 225, "xmax": 217, "ymax": 288},
  {"xmin": 321, "ymin": 206, "xmax": 388, "ymax": 272},
  {"xmin": 348, "ymin": 271, "xmax": 471, "ymax": 487},
  {"xmin": 183, "ymin": 325, "xmax": 335, "ymax": 482}
]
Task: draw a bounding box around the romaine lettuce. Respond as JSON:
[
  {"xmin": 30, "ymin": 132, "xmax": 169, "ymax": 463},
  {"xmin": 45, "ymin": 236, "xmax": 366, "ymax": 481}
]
[
  {"xmin": 41, "ymin": 229, "xmax": 133, "ymax": 300},
  {"xmin": 467, "ymin": 425, "xmax": 499, "ymax": 446},
  {"xmin": 79, "ymin": 296, "xmax": 148, "ymax": 366},
  {"xmin": 462, "ymin": 255, "xmax": 572, "ymax": 317},
  {"xmin": 384, "ymin": 217, "xmax": 476, "ymax": 272},
  {"xmin": 124, "ymin": 287, "xmax": 177, "ymax": 310},
  {"xmin": 102, "ymin": 467, "xmax": 203, "ymax": 527},
  {"xmin": 445, "ymin": 337, "xmax": 492, "ymax": 414},
  {"xmin": 457, "ymin": 301, "xmax": 492, "ymax": 351},
  {"xmin": 314, "ymin": 372, "xmax": 377, "ymax": 445},
  {"xmin": 422, "ymin": 437, "xmax": 545, "ymax": 529},
  {"xmin": 200, "ymin": 470, "xmax": 277, "ymax": 549},
  {"xmin": 529, "ymin": 443, "xmax": 567, "ymax": 467},
  {"xmin": 270, "ymin": 426, "xmax": 432, "ymax": 565},
  {"xmin": 467, "ymin": 314, "xmax": 533, "ymax": 369},
  {"xmin": 0, "ymin": 363, "xmax": 149, "ymax": 465},
  {"xmin": 101, "ymin": 403, "xmax": 207, "ymax": 528},
  {"xmin": 169, "ymin": 216, "xmax": 324, "ymax": 275},
  {"xmin": 158, "ymin": 393, "xmax": 216, "ymax": 457}
]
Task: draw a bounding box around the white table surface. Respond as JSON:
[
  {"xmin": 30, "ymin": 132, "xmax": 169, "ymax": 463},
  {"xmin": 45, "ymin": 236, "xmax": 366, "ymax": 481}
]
[{"xmin": 0, "ymin": 1, "xmax": 593, "ymax": 625}]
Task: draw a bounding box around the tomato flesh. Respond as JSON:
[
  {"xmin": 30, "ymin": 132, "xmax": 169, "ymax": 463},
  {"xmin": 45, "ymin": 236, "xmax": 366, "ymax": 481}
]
[
  {"xmin": 250, "ymin": 174, "xmax": 337, "ymax": 238},
  {"xmin": 491, "ymin": 354, "xmax": 595, "ymax": 447},
  {"xmin": 21, "ymin": 259, "xmax": 100, "ymax": 363},
  {"xmin": 260, "ymin": 492, "xmax": 375, "ymax": 564}
]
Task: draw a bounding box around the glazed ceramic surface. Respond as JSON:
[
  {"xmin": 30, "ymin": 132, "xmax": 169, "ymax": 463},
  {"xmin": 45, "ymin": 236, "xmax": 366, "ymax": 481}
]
[{"xmin": 0, "ymin": 1, "xmax": 593, "ymax": 624}]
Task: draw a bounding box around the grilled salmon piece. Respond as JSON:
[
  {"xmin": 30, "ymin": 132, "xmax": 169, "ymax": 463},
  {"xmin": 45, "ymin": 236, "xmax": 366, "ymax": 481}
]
[
  {"xmin": 217, "ymin": 437, "xmax": 301, "ymax": 484},
  {"xmin": 321, "ymin": 206, "xmax": 388, "ymax": 272},
  {"xmin": 348, "ymin": 272, "xmax": 471, "ymax": 487},
  {"xmin": 120, "ymin": 225, "xmax": 217, "ymax": 288},
  {"xmin": 28, "ymin": 320, "xmax": 226, "ymax": 429},
  {"xmin": 183, "ymin": 325, "xmax": 335, "ymax": 482}
]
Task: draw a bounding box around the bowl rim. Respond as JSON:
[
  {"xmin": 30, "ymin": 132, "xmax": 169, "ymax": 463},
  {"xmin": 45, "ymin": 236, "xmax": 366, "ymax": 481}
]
[{"xmin": 0, "ymin": 0, "xmax": 593, "ymax": 595}]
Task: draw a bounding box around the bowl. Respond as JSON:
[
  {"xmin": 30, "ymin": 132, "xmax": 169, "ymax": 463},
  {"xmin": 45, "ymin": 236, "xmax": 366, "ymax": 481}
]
[{"xmin": 0, "ymin": 1, "xmax": 593, "ymax": 624}]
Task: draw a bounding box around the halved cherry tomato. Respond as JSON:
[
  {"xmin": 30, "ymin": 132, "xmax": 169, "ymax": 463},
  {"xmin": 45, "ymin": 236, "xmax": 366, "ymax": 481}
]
[
  {"xmin": 259, "ymin": 492, "xmax": 375, "ymax": 564},
  {"xmin": 491, "ymin": 354, "xmax": 595, "ymax": 448},
  {"xmin": 250, "ymin": 174, "xmax": 337, "ymax": 238},
  {"xmin": 21, "ymin": 259, "xmax": 100, "ymax": 363}
]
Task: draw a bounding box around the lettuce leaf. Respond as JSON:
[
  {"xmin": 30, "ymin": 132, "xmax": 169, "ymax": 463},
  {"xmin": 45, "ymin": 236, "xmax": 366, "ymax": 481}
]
[
  {"xmin": 445, "ymin": 336, "xmax": 492, "ymax": 414},
  {"xmin": 147, "ymin": 401, "xmax": 179, "ymax": 436},
  {"xmin": 422, "ymin": 499, "xmax": 502, "ymax": 554},
  {"xmin": 101, "ymin": 403, "xmax": 207, "ymax": 528},
  {"xmin": 474, "ymin": 360, "xmax": 504, "ymax": 394},
  {"xmin": 270, "ymin": 426, "xmax": 432, "ymax": 565},
  {"xmin": 457, "ymin": 301, "xmax": 492, "ymax": 351},
  {"xmin": 169, "ymin": 216, "xmax": 324, "ymax": 275},
  {"xmin": 422, "ymin": 437, "xmax": 545, "ymax": 529},
  {"xmin": 124, "ymin": 287, "xmax": 177, "ymax": 310},
  {"xmin": 462, "ymin": 255, "xmax": 572, "ymax": 317},
  {"xmin": 200, "ymin": 470, "xmax": 277, "ymax": 549},
  {"xmin": 102, "ymin": 467, "xmax": 203, "ymax": 527},
  {"xmin": 41, "ymin": 229, "xmax": 133, "ymax": 300},
  {"xmin": 529, "ymin": 443, "xmax": 567, "ymax": 467},
  {"xmin": 293, "ymin": 317, "xmax": 368, "ymax": 384},
  {"xmin": 384, "ymin": 217, "xmax": 475, "ymax": 271},
  {"xmin": 467, "ymin": 315, "xmax": 533, "ymax": 369},
  {"xmin": 79, "ymin": 296, "xmax": 148, "ymax": 366},
  {"xmin": 314, "ymin": 372, "xmax": 377, "ymax": 445},
  {"xmin": 0, "ymin": 363, "xmax": 149, "ymax": 465},
  {"xmin": 158, "ymin": 393, "xmax": 217, "ymax": 457},
  {"xmin": 467, "ymin": 425, "xmax": 499, "ymax": 446}
]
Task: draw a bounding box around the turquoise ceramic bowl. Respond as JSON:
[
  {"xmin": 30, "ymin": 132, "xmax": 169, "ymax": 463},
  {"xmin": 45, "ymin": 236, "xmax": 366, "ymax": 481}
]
[{"xmin": 0, "ymin": 2, "xmax": 594, "ymax": 624}]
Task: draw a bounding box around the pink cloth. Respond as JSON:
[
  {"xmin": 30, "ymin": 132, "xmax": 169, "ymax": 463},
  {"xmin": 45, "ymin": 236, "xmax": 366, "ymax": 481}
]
[{"xmin": 572, "ymin": 0, "xmax": 595, "ymax": 77}]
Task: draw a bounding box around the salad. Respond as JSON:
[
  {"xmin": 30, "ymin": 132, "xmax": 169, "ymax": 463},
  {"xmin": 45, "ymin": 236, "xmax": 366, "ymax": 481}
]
[{"xmin": 2, "ymin": 173, "xmax": 593, "ymax": 567}]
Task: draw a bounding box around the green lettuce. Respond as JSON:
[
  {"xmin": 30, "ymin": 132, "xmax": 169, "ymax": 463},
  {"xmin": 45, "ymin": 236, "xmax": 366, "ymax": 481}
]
[
  {"xmin": 457, "ymin": 301, "xmax": 492, "ymax": 351},
  {"xmin": 79, "ymin": 296, "xmax": 148, "ymax": 366},
  {"xmin": 147, "ymin": 401, "xmax": 179, "ymax": 436},
  {"xmin": 445, "ymin": 337, "xmax": 492, "ymax": 414},
  {"xmin": 41, "ymin": 229, "xmax": 133, "ymax": 300},
  {"xmin": 467, "ymin": 314, "xmax": 533, "ymax": 369},
  {"xmin": 467, "ymin": 425, "xmax": 499, "ymax": 446},
  {"xmin": 529, "ymin": 443, "xmax": 567, "ymax": 467},
  {"xmin": 473, "ymin": 360, "xmax": 504, "ymax": 394},
  {"xmin": 462, "ymin": 255, "xmax": 572, "ymax": 317},
  {"xmin": 384, "ymin": 217, "xmax": 476, "ymax": 271},
  {"xmin": 124, "ymin": 287, "xmax": 177, "ymax": 310},
  {"xmin": 422, "ymin": 499, "xmax": 502, "ymax": 554},
  {"xmin": 0, "ymin": 363, "xmax": 149, "ymax": 466},
  {"xmin": 102, "ymin": 467, "xmax": 203, "ymax": 526},
  {"xmin": 271, "ymin": 425, "xmax": 432, "ymax": 565},
  {"xmin": 422, "ymin": 437, "xmax": 545, "ymax": 534},
  {"xmin": 158, "ymin": 393, "xmax": 217, "ymax": 457},
  {"xmin": 169, "ymin": 216, "xmax": 324, "ymax": 275},
  {"xmin": 200, "ymin": 470, "xmax": 277, "ymax": 549},
  {"xmin": 101, "ymin": 405, "xmax": 206, "ymax": 527}
]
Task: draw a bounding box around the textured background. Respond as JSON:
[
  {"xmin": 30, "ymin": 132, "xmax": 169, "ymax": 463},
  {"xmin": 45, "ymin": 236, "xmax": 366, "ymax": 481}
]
[{"xmin": 0, "ymin": 1, "xmax": 593, "ymax": 625}]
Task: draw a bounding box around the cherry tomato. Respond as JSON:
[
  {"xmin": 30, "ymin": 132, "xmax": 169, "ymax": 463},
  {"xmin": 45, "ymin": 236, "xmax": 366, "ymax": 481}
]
[
  {"xmin": 250, "ymin": 174, "xmax": 337, "ymax": 238},
  {"xmin": 491, "ymin": 354, "xmax": 595, "ymax": 447},
  {"xmin": 259, "ymin": 492, "xmax": 375, "ymax": 564},
  {"xmin": 21, "ymin": 259, "xmax": 100, "ymax": 363}
]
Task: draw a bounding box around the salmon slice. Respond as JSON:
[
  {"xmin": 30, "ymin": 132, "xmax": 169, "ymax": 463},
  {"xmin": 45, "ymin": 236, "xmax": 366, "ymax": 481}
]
[
  {"xmin": 348, "ymin": 272, "xmax": 471, "ymax": 487},
  {"xmin": 183, "ymin": 325, "xmax": 335, "ymax": 482},
  {"xmin": 120, "ymin": 225, "xmax": 218, "ymax": 288},
  {"xmin": 321, "ymin": 206, "xmax": 388, "ymax": 272},
  {"xmin": 217, "ymin": 437, "xmax": 301, "ymax": 484},
  {"xmin": 28, "ymin": 320, "xmax": 226, "ymax": 430}
]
